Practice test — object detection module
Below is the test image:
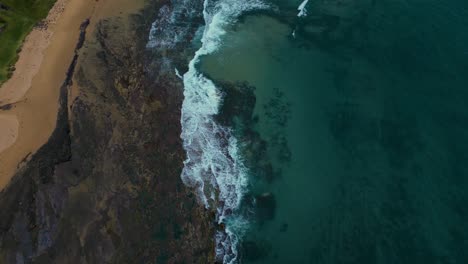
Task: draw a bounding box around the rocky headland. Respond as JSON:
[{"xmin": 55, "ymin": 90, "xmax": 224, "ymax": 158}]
[{"xmin": 0, "ymin": 0, "xmax": 215, "ymax": 263}]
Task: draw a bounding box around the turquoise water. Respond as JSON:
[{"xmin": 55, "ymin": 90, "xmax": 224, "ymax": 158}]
[{"xmin": 198, "ymin": 0, "xmax": 468, "ymax": 262}]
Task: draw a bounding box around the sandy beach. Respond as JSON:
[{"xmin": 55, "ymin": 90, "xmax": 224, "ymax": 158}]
[
  {"xmin": 0, "ymin": 0, "xmax": 145, "ymax": 190},
  {"xmin": 0, "ymin": 115, "xmax": 18, "ymax": 154}
]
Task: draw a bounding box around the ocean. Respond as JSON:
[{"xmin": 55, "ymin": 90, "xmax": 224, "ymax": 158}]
[{"xmin": 149, "ymin": 0, "xmax": 468, "ymax": 263}]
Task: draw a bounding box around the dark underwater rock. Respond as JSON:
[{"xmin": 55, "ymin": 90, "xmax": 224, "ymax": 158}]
[
  {"xmin": 255, "ymin": 192, "xmax": 276, "ymax": 221},
  {"xmin": 240, "ymin": 240, "xmax": 272, "ymax": 262},
  {"xmin": 279, "ymin": 222, "xmax": 288, "ymax": 232}
]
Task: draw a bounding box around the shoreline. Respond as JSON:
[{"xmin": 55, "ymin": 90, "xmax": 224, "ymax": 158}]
[
  {"xmin": 0, "ymin": 0, "xmax": 143, "ymax": 190},
  {"xmin": 0, "ymin": 0, "xmax": 217, "ymax": 261}
]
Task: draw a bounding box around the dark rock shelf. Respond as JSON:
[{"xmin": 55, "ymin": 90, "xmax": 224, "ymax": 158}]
[{"xmin": 0, "ymin": 1, "xmax": 215, "ymax": 263}]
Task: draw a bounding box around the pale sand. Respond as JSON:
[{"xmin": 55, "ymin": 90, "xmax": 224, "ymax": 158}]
[
  {"xmin": 0, "ymin": 115, "xmax": 18, "ymax": 153},
  {"xmin": 0, "ymin": 0, "xmax": 68, "ymax": 104},
  {"xmin": 0, "ymin": 0, "xmax": 146, "ymax": 190}
]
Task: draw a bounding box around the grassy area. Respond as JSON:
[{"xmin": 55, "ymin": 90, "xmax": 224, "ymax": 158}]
[{"xmin": 0, "ymin": 0, "xmax": 57, "ymax": 84}]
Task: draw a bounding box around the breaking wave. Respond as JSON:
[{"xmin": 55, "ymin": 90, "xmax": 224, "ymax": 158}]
[
  {"xmin": 297, "ymin": 0, "xmax": 309, "ymax": 17},
  {"xmin": 180, "ymin": 0, "xmax": 270, "ymax": 263},
  {"xmin": 147, "ymin": 0, "xmax": 202, "ymax": 49},
  {"xmin": 147, "ymin": 0, "xmax": 272, "ymax": 262}
]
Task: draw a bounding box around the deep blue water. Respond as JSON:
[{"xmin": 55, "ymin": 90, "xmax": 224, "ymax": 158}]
[{"xmin": 153, "ymin": 0, "xmax": 468, "ymax": 262}]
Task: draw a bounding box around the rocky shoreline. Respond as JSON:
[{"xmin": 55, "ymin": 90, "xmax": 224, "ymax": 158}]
[{"xmin": 0, "ymin": 1, "xmax": 215, "ymax": 263}]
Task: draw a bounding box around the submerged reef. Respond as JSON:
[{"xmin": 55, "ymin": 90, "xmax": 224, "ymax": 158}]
[{"xmin": 213, "ymin": 79, "xmax": 292, "ymax": 262}]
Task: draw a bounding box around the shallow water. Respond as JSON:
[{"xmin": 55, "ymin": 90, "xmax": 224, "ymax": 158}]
[{"xmin": 198, "ymin": 0, "xmax": 468, "ymax": 262}]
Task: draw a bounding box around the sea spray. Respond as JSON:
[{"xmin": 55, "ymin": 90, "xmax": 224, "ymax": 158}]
[
  {"xmin": 297, "ymin": 0, "xmax": 309, "ymax": 17},
  {"xmin": 179, "ymin": 0, "xmax": 270, "ymax": 262},
  {"xmin": 147, "ymin": 0, "xmax": 202, "ymax": 49}
]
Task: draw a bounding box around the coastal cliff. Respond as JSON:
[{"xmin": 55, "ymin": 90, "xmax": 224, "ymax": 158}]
[{"xmin": 0, "ymin": 0, "xmax": 215, "ymax": 263}]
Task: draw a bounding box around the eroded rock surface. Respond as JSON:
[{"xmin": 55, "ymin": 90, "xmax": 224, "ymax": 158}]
[{"xmin": 0, "ymin": 1, "xmax": 214, "ymax": 263}]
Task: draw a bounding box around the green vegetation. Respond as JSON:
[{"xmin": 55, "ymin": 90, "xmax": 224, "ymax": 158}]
[{"xmin": 0, "ymin": 0, "xmax": 56, "ymax": 84}]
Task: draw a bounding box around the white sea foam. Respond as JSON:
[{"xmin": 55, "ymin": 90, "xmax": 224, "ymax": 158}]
[
  {"xmin": 297, "ymin": 0, "xmax": 309, "ymax": 17},
  {"xmin": 147, "ymin": 0, "xmax": 202, "ymax": 49},
  {"xmin": 180, "ymin": 0, "xmax": 270, "ymax": 262},
  {"xmin": 175, "ymin": 68, "xmax": 183, "ymax": 79}
]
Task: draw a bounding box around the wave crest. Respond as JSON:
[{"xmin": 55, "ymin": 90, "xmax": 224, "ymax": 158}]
[{"xmin": 180, "ymin": 0, "xmax": 270, "ymax": 263}]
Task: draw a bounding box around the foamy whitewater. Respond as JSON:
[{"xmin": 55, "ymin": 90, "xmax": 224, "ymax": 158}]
[
  {"xmin": 180, "ymin": 0, "xmax": 270, "ymax": 263},
  {"xmin": 297, "ymin": 0, "xmax": 309, "ymax": 17},
  {"xmin": 147, "ymin": 0, "xmax": 271, "ymax": 262},
  {"xmin": 147, "ymin": 0, "xmax": 202, "ymax": 49}
]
